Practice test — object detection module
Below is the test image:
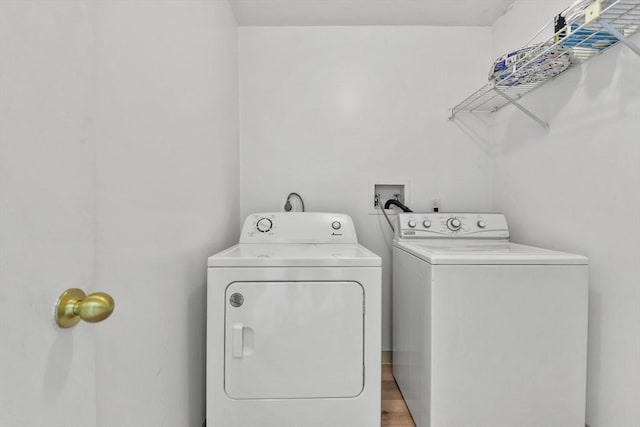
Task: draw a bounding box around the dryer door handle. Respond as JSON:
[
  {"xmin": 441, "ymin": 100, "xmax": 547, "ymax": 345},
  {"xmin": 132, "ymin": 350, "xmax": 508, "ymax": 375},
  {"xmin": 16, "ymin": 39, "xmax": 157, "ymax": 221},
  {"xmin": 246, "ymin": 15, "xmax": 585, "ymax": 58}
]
[{"xmin": 232, "ymin": 323, "xmax": 244, "ymax": 358}]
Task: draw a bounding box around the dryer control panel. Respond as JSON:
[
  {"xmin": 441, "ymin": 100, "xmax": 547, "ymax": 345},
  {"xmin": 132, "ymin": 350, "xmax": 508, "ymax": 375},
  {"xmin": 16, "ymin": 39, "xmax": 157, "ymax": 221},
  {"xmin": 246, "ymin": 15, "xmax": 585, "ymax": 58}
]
[
  {"xmin": 240, "ymin": 212, "xmax": 358, "ymax": 244},
  {"xmin": 395, "ymin": 213, "xmax": 509, "ymax": 240}
]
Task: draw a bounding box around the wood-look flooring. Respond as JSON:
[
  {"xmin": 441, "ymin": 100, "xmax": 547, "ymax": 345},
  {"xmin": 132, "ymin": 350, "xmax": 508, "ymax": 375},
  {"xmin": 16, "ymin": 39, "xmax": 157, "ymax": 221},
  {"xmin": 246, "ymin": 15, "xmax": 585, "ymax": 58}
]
[{"xmin": 381, "ymin": 365, "xmax": 415, "ymax": 427}]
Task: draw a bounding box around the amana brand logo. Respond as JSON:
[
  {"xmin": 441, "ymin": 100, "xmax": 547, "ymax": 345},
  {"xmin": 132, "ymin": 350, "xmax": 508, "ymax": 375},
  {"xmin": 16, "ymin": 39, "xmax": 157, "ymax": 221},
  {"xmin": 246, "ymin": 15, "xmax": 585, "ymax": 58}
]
[{"xmin": 331, "ymin": 232, "xmax": 343, "ymax": 236}]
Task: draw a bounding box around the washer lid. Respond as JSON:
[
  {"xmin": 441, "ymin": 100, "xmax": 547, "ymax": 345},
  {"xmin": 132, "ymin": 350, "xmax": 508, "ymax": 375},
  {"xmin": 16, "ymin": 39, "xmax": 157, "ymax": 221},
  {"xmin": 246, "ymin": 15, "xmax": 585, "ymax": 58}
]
[
  {"xmin": 208, "ymin": 243, "xmax": 381, "ymax": 267},
  {"xmin": 393, "ymin": 240, "xmax": 588, "ymax": 265}
]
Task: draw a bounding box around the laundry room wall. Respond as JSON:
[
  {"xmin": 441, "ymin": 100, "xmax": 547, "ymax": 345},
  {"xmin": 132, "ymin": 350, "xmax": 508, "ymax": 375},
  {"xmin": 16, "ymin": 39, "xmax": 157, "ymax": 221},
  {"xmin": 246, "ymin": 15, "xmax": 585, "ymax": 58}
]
[
  {"xmin": 90, "ymin": 2, "xmax": 239, "ymax": 426},
  {"xmin": 490, "ymin": 2, "xmax": 640, "ymax": 427},
  {"xmin": 238, "ymin": 26, "xmax": 494, "ymax": 350},
  {"xmin": 0, "ymin": 1, "xmax": 238, "ymax": 425}
]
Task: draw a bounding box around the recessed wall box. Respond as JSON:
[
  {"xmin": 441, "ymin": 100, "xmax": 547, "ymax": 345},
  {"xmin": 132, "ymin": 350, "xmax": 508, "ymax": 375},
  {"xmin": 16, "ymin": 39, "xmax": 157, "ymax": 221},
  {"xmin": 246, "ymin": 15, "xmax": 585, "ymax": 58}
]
[{"xmin": 373, "ymin": 184, "xmax": 405, "ymax": 209}]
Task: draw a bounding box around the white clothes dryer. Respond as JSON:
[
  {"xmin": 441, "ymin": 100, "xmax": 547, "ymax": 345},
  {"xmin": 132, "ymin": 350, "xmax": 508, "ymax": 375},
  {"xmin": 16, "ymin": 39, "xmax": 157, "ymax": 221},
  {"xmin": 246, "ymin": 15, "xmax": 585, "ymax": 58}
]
[
  {"xmin": 392, "ymin": 213, "xmax": 588, "ymax": 427},
  {"xmin": 207, "ymin": 212, "xmax": 381, "ymax": 427}
]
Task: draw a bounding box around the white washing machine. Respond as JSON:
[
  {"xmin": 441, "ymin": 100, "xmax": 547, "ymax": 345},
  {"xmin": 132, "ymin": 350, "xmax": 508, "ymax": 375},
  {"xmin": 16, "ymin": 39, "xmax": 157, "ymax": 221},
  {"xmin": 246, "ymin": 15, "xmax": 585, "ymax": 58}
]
[
  {"xmin": 392, "ymin": 213, "xmax": 588, "ymax": 427},
  {"xmin": 207, "ymin": 212, "xmax": 381, "ymax": 427}
]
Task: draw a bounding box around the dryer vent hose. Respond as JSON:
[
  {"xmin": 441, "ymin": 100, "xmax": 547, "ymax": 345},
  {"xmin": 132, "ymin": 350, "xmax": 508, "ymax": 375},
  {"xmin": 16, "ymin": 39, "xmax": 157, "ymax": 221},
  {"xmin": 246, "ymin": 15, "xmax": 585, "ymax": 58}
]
[{"xmin": 384, "ymin": 199, "xmax": 413, "ymax": 212}]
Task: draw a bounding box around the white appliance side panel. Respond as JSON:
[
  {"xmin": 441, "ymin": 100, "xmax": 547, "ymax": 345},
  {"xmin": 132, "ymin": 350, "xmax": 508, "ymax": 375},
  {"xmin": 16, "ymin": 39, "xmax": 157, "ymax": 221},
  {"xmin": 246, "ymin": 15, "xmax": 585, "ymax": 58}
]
[
  {"xmin": 224, "ymin": 281, "xmax": 364, "ymax": 399},
  {"xmin": 392, "ymin": 247, "xmax": 432, "ymax": 427},
  {"xmin": 431, "ymin": 264, "xmax": 589, "ymax": 427}
]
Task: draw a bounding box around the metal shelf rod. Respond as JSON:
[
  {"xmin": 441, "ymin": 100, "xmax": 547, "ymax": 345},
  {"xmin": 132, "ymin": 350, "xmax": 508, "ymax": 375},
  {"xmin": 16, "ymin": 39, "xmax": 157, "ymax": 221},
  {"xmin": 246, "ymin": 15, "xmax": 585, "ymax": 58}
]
[
  {"xmin": 492, "ymin": 86, "xmax": 550, "ymax": 131},
  {"xmin": 599, "ymin": 19, "xmax": 640, "ymax": 55}
]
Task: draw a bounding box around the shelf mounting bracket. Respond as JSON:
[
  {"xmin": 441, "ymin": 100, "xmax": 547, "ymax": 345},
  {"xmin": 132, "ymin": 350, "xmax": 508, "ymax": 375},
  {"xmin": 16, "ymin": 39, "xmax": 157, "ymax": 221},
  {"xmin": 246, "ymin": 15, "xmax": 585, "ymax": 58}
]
[
  {"xmin": 598, "ymin": 20, "xmax": 640, "ymax": 57},
  {"xmin": 492, "ymin": 85, "xmax": 550, "ymax": 131}
]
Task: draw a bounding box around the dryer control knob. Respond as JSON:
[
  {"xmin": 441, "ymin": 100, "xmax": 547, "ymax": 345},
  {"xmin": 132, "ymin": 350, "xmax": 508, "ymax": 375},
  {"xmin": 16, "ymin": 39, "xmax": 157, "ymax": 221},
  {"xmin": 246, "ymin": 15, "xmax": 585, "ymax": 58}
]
[
  {"xmin": 447, "ymin": 217, "xmax": 462, "ymax": 231},
  {"xmin": 256, "ymin": 218, "xmax": 273, "ymax": 233},
  {"xmin": 408, "ymin": 220, "xmax": 416, "ymax": 228},
  {"xmin": 423, "ymin": 220, "xmax": 432, "ymax": 228},
  {"xmin": 331, "ymin": 221, "xmax": 342, "ymax": 230},
  {"xmin": 477, "ymin": 220, "xmax": 486, "ymax": 229}
]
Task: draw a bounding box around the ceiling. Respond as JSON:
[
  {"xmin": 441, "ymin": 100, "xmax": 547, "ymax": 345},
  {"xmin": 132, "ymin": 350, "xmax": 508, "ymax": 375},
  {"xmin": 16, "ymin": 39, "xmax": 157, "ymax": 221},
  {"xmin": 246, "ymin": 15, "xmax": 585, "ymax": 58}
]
[{"xmin": 228, "ymin": 0, "xmax": 516, "ymax": 27}]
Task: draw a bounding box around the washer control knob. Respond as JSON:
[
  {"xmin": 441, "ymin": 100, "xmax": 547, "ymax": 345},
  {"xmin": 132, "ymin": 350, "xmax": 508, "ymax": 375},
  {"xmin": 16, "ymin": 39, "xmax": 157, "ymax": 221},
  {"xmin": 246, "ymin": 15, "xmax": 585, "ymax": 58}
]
[
  {"xmin": 407, "ymin": 220, "xmax": 416, "ymax": 228},
  {"xmin": 422, "ymin": 220, "xmax": 432, "ymax": 228},
  {"xmin": 256, "ymin": 217, "xmax": 273, "ymax": 233},
  {"xmin": 477, "ymin": 220, "xmax": 486, "ymax": 229},
  {"xmin": 331, "ymin": 221, "xmax": 342, "ymax": 230},
  {"xmin": 446, "ymin": 217, "xmax": 462, "ymax": 231}
]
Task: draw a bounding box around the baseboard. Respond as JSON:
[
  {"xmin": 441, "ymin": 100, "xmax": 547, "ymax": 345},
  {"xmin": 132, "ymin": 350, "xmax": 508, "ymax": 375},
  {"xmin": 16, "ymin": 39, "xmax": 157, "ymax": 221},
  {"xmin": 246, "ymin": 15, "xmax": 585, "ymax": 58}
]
[{"xmin": 382, "ymin": 350, "xmax": 392, "ymax": 365}]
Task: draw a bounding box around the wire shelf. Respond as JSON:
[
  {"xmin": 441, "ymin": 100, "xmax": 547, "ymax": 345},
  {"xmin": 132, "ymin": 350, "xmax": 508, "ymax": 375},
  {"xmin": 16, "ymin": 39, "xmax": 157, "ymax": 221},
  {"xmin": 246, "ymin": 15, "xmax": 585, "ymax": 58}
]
[{"xmin": 449, "ymin": 0, "xmax": 640, "ymax": 121}]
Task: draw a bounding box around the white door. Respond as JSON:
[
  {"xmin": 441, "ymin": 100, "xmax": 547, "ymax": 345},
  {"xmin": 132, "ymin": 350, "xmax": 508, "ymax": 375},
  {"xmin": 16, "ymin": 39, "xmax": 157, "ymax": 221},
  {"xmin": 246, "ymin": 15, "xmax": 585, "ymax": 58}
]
[
  {"xmin": 0, "ymin": 3, "xmax": 98, "ymax": 423},
  {"xmin": 225, "ymin": 281, "xmax": 365, "ymax": 399},
  {"xmin": 0, "ymin": 99, "xmax": 99, "ymax": 423}
]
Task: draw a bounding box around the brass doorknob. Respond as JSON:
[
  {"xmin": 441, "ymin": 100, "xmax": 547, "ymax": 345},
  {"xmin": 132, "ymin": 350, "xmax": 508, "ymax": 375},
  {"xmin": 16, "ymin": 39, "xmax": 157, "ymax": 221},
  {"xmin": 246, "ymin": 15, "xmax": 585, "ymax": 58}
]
[{"xmin": 55, "ymin": 288, "xmax": 115, "ymax": 328}]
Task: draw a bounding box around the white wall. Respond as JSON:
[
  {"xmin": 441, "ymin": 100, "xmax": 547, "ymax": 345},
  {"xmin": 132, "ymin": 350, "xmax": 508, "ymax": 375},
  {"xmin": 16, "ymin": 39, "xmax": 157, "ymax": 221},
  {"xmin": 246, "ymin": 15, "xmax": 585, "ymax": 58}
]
[
  {"xmin": 91, "ymin": 2, "xmax": 239, "ymax": 426},
  {"xmin": 0, "ymin": 1, "xmax": 239, "ymax": 426},
  {"xmin": 491, "ymin": 3, "xmax": 640, "ymax": 427},
  {"xmin": 239, "ymin": 26, "xmax": 494, "ymax": 349}
]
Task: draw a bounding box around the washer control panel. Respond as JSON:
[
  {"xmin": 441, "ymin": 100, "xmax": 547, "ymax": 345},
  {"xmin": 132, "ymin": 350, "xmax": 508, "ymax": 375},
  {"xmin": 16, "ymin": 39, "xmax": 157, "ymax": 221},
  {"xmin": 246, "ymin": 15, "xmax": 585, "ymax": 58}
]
[
  {"xmin": 240, "ymin": 212, "xmax": 358, "ymax": 244},
  {"xmin": 395, "ymin": 213, "xmax": 509, "ymax": 240}
]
